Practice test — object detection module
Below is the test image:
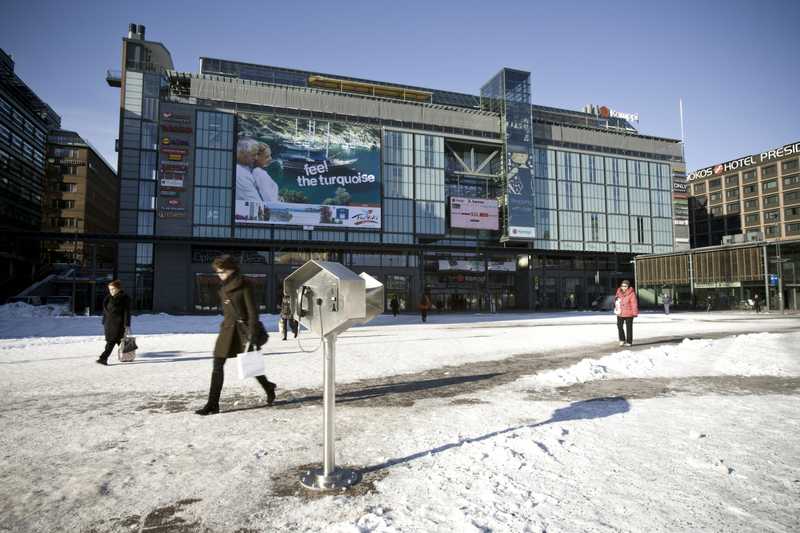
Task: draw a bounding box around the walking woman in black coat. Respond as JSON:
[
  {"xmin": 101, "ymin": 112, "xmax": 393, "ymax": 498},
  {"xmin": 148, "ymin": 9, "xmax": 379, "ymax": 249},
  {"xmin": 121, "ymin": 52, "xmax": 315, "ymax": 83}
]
[
  {"xmin": 96, "ymin": 280, "xmax": 131, "ymax": 365},
  {"xmin": 196, "ymin": 255, "xmax": 277, "ymax": 415}
]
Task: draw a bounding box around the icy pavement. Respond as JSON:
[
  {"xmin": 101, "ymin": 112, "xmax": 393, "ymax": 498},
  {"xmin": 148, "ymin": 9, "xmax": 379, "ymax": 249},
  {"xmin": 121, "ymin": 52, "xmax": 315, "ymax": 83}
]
[{"xmin": 1, "ymin": 310, "xmax": 799, "ymax": 532}]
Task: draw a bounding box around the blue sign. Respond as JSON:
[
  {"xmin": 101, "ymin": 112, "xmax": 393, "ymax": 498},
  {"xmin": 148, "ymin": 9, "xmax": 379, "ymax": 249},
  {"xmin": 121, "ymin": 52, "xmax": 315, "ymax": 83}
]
[{"xmin": 769, "ymin": 274, "xmax": 779, "ymax": 286}]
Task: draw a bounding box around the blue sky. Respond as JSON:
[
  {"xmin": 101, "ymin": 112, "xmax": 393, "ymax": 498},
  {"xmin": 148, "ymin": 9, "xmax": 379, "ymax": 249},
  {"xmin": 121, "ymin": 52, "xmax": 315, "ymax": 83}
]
[{"xmin": 2, "ymin": 0, "xmax": 798, "ymax": 172}]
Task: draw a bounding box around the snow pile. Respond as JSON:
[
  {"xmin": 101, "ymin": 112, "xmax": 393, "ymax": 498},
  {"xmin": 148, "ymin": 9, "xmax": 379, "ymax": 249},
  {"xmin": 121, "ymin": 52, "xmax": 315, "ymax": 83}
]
[
  {"xmin": 0, "ymin": 301, "xmax": 69, "ymax": 319},
  {"xmin": 525, "ymin": 332, "xmax": 800, "ymax": 389}
]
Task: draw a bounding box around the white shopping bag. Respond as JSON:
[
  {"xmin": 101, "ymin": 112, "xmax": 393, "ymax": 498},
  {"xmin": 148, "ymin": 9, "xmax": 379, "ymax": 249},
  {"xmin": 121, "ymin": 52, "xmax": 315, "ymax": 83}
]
[{"xmin": 237, "ymin": 350, "xmax": 265, "ymax": 379}]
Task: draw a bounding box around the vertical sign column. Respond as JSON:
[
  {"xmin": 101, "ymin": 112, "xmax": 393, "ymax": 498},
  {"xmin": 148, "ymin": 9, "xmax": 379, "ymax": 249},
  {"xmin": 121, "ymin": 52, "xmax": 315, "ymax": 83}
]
[
  {"xmin": 156, "ymin": 104, "xmax": 194, "ymax": 236},
  {"xmin": 481, "ymin": 69, "xmax": 536, "ymax": 241}
]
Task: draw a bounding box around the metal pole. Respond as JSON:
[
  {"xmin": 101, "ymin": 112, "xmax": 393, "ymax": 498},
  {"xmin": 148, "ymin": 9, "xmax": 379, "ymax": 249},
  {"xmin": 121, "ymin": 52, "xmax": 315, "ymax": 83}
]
[
  {"xmin": 688, "ymin": 253, "xmax": 694, "ymax": 307},
  {"xmin": 323, "ymin": 333, "xmax": 336, "ymax": 477},
  {"xmin": 300, "ymin": 331, "xmax": 360, "ymax": 491},
  {"xmin": 763, "ymin": 245, "xmax": 770, "ymax": 311},
  {"xmin": 777, "ymin": 242, "xmax": 784, "ymax": 313}
]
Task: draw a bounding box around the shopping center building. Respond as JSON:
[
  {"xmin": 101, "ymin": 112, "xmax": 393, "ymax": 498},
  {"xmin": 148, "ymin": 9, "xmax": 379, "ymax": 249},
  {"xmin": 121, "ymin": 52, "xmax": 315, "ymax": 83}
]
[{"xmin": 108, "ymin": 24, "xmax": 686, "ymax": 313}]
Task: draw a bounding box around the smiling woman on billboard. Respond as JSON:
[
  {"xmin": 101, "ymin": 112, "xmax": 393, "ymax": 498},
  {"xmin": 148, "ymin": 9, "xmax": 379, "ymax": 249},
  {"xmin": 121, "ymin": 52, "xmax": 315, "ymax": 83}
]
[{"xmin": 234, "ymin": 113, "xmax": 382, "ymax": 229}]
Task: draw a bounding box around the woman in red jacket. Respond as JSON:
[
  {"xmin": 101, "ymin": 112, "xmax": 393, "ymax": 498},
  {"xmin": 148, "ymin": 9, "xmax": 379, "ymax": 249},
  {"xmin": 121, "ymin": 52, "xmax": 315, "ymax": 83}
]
[{"xmin": 614, "ymin": 280, "xmax": 639, "ymax": 346}]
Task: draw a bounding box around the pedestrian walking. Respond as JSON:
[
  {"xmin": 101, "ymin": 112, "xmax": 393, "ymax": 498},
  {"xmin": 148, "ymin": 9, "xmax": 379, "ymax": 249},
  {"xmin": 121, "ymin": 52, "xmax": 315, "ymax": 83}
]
[
  {"xmin": 753, "ymin": 293, "xmax": 761, "ymax": 313},
  {"xmin": 706, "ymin": 294, "xmax": 713, "ymax": 312},
  {"xmin": 196, "ymin": 255, "xmax": 276, "ymax": 415},
  {"xmin": 614, "ymin": 280, "xmax": 638, "ymax": 347},
  {"xmin": 419, "ymin": 293, "xmax": 432, "ymax": 323},
  {"xmin": 662, "ymin": 293, "xmax": 672, "ymax": 315},
  {"xmin": 96, "ymin": 280, "xmax": 131, "ymax": 365},
  {"xmin": 390, "ymin": 296, "xmax": 399, "ymax": 317},
  {"xmin": 279, "ymin": 293, "xmax": 298, "ymax": 340}
]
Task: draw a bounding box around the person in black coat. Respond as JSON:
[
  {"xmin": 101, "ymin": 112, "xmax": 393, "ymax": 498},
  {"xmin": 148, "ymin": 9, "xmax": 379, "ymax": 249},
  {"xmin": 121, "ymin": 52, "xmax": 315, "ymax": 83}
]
[
  {"xmin": 196, "ymin": 255, "xmax": 277, "ymax": 415},
  {"xmin": 96, "ymin": 280, "xmax": 131, "ymax": 365}
]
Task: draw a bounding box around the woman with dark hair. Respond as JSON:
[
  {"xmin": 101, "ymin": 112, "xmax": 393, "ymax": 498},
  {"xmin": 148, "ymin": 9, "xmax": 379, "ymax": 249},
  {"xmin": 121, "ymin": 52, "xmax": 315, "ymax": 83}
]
[
  {"xmin": 196, "ymin": 254, "xmax": 277, "ymax": 415},
  {"xmin": 97, "ymin": 280, "xmax": 131, "ymax": 365},
  {"xmin": 614, "ymin": 280, "xmax": 639, "ymax": 347}
]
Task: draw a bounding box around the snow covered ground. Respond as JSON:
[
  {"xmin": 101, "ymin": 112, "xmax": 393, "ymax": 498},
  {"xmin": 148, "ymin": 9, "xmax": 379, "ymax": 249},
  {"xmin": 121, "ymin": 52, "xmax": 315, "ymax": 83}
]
[{"xmin": 1, "ymin": 309, "xmax": 799, "ymax": 532}]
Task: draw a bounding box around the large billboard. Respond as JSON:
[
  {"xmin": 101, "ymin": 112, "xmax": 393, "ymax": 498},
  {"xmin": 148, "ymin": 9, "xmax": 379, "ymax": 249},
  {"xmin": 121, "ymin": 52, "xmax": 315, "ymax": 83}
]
[
  {"xmin": 235, "ymin": 113, "xmax": 381, "ymax": 229},
  {"xmin": 450, "ymin": 197, "xmax": 499, "ymax": 230}
]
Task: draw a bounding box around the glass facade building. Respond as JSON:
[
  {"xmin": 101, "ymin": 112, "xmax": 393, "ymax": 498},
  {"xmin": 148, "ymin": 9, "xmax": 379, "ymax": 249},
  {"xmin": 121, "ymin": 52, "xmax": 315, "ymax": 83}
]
[{"xmin": 111, "ymin": 25, "xmax": 684, "ymax": 313}]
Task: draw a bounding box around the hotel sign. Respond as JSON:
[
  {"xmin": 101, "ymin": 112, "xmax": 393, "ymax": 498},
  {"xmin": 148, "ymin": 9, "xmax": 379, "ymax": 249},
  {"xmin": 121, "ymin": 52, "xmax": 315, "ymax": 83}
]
[{"xmin": 687, "ymin": 141, "xmax": 800, "ymax": 181}]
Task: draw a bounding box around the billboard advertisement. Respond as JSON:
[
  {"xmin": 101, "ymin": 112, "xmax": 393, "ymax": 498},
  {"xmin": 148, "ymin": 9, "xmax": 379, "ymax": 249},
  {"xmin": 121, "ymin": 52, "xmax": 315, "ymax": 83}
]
[
  {"xmin": 235, "ymin": 113, "xmax": 381, "ymax": 229},
  {"xmin": 450, "ymin": 197, "xmax": 499, "ymax": 230}
]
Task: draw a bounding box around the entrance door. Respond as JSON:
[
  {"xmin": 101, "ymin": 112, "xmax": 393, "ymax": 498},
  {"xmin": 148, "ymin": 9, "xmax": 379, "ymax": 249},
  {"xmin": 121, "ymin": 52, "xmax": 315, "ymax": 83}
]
[{"xmin": 386, "ymin": 275, "xmax": 410, "ymax": 313}]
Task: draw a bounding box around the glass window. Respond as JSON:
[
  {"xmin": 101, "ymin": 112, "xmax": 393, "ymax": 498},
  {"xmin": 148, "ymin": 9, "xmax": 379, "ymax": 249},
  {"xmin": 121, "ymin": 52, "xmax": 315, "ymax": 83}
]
[
  {"xmin": 606, "ymin": 186, "xmax": 628, "ymax": 214},
  {"xmin": 726, "ymin": 201, "xmax": 740, "ymax": 214},
  {"xmin": 786, "ymin": 222, "xmax": 800, "ymax": 234},
  {"xmin": 608, "ymin": 214, "xmax": 630, "ymax": 244},
  {"xmin": 629, "ymin": 188, "xmax": 650, "ymax": 216},
  {"xmin": 558, "ymin": 180, "xmax": 581, "ymax": 211},
  {"xmin": 384, "ymin": 198, "xmax": 413, "ymax": 233},
  {"xmin": 195, "ymin": 148, "xmax": 232, "ymax": 188},
  {"xmin": 197, "ymin": 111, "xmax": 234, "ymax": 150},
  {"xmin": 652, "ymin": 218, "xmax": 673, "ymax": 246},
  {"xmin": 536, "ymin": 209, "xmax": 558, "ymax": 240},
  {"xmin": 744, "ymin": 198, "xmax": 759, "ymax": 211},
  {"xmin": 761, "ymin": 165, "xmax": 777, "ymax": 178},
  {"xmin": 534, "ymin": 178, "xmax": 557, "ymax": 209},
  {"xmin": 744, "ymin": 213, "xmax": 760, "ymax": 226},
  {"xmin": 784, "ymin": 189, "xmax": 800, "ymax": 205},
  {"xmin": 581, "ymin": 183, "xmax": 605, "ymax": 212},
  {"xmin": 709, "ymin": 192, "xmax": 722, "ymax": 203},
  {"xmin": 139, "ymin": 151, "xmax": 156, "ymax": 180},
  {"xmin": 138, "ymin": 181, "xmax": 155, "ymax": 210},
  {"xmin": 709, "ymin": 178, "xmax": 721, "ymax": 190},
  {"xmin": 384, "ymin": 164, "xmax": 413, "ymax": 199},
  {"xmin": 784, "ymin": 206, "xmax": 800, "ymax": 220},
  {"xmin": 783, "ymin": 174, "xmax": 800, "ymax": 189},
  {"xmin": 650, "ymin": 190, "xmax": 671, "ymax": 218},
  {"xmin": 710, "ymin": 206, "xmax": 723, "ymax": 216},
  {"xmin": 141, "ymin": 122, "xmax": 158, "ymax": 150},
  {"xmin": 193, "ymin": 187, "xmax": 232, "ymax": 225},
  {"xmin": 764, "ymin": 195, "xmax": 779, "ymax": 208},
  {"xmin": 605, "ymin": 157, "xmax": 627, "ymax": 186},
  {"xmin": 557, "ymin": 151, "xmax": 581, "ymax": 181},
  {"xmin": 415, "ymin": 200, "xmax": 445, "ymax": 234},
  {"xmin": 762, "ymin": 179, "xmax": 778, "ymax": 193},
  {"xmin": 743, "ymin": 184, "xmax": 757, "ymax": 195},
  {"xmin": 137, "ymin": 211, "xmax": 154, "ymax": 234},
  {"xmin": 415, "ymin": 167, "xmax": 445, "ymax": 202},
  {"xmin": 142, "ymin": 97, "xmax": 158, "ymax": 122},
  {"xmin": 558, "ymin": 211, "xmax": 583, "ymax": 241},
  {"xmin": 383, "ymin": 130, "xmax": 413, "ymax": 166},
  {"xmin": 627, "ymin": 160, "xmax": 648, "ymax": 188},
  {"xmin": 764, "ymin": 210, "xmax": 780, "ymax": 222},
  {"xmin": 743, "ymin": 169, "xmax": 757, "ymax": 183},
  {"xmin": 764, "ymin": 225, "xmax": 780, "ymax": 237},
  {"xmin": 632, "ymin": 216, "xmax": 651, "ymax": 244},
  {"xmin": 584, "ymin": 212, "xmax": 606, "ymax": 242},
  {"xmin": 725, "ymin": 174, "xmax": 739, "ymax": 187},
  {"xmin": 725, "ymin": 188, "xmax": 739, "ymax": 200},
  {"xmin": 136, "ymin": 243, "xmax": 153, "ymax": 265},
  {"xmin": 582, "ymin": 154, "xmax": 605, "ymax": 184},
  {"xmin": 414, "ymin": 134, "xmax": 444, "ymax": 169},
  {"xmin": 782, "ymin": 159, "xmax": 799, "ymax": 173}
]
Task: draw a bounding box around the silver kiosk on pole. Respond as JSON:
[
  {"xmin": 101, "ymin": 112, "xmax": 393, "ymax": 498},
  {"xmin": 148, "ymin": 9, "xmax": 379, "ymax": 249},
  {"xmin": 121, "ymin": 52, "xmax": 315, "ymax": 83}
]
[{"xmin": 284, "ymin": 261, "xmax": 384, "ymax": 491}]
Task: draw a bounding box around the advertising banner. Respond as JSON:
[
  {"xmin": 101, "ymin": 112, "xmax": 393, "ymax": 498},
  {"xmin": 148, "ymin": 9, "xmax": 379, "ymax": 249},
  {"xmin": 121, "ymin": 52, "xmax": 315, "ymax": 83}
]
[
  {"xmin": 450, "ymin": 197, "xmax": 499, "ymax": 230},
  {"xmin": 235, "ymin": 113, "xmax": 381, "ymax": 229}
]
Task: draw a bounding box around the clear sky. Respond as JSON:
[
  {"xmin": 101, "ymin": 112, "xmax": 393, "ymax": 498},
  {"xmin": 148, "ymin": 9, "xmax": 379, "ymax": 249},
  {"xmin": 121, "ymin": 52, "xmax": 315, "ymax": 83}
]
[{"xmin": 2, "ymin": 0, "xmax": 798, "ymax": 173}]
